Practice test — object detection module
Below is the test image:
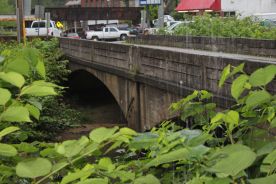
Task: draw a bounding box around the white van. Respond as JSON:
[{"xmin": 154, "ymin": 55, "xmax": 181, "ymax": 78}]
[{"xmin": 26, "ymin": 20, "xmax": 62, "ymax": 37}]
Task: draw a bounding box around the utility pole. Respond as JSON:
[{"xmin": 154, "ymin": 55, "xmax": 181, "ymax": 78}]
[
  {"xmin": 107, "ymin": 0, "xmax": 110, "ymax": 25},
  {"xmin": 158, "ymin": 0, "xmax": 164, "ymax": 28},
  {"xmin": 16, "ymin": 0, "xmax": 25, "ymax": 43}
]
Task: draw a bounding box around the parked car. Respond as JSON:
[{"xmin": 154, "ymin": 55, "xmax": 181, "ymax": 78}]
[
  {"xmin": 152, "ymin": 15, "xmax": 175, "ymax": 27},
  {"xmin": 65, "ymin": 32, "xmax": 80, "ymax": 39},
  {"xmin": 165, "ymin": 21, "xmax": 192, "ymax": 34},
  {"xmin": 116, "ymin": 25, "xmax": 139, "ymax": 36},
  {"xmin": 62, "ymin": 27, "xmax": 85, "ymax": 38},
  {"xmin": 26, "ymin": 20, "xmax": 61, "ymax": 37},
  {"xmin": 85, "ymin": 26, "xmax": 130, "ymax": 41},
  {"xmin": 144, "ymin": 21, "xmax": 190, "ymax": 35}
]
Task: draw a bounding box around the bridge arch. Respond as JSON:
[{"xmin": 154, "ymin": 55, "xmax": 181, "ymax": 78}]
[{"xmin": 67, "ymin": 68, "xmax": 128, "ymax": 125}]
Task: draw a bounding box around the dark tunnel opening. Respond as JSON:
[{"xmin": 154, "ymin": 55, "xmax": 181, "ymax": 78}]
[{"xmin": 64, "ymin": 70, "xmax": 127, "ymax": 126}]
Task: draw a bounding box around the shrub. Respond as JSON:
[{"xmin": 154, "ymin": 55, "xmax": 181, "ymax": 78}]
[
  {"xmin": 163, "ymin": 14, "xmax": 276, "ymax": 40},
  {"xmin": 0, "ymin": 47, "xmax": 276, "ymax": 183}
]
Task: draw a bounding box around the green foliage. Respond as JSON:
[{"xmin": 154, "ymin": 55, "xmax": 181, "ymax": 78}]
[
  {"xmin": 0, "ymin": 40, "xmax": 276, "ymax": 184},
  {"xmin": 161, "ymin": 14, "xmax": 276, "ymax": 40},
  {"xmin": 0, "ymin": 0, "xmax": 14, "ymax": 14},
  {"xmin": 16, "ymin": 158, "xmax": 52, "ymax": 178},
  {"xmin": 0, "ymin": 39, "xmax": 80, "ymax": 140}
]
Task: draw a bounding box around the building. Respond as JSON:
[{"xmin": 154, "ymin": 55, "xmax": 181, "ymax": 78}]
[
  {"xmin": 222, "ymin": 0, "xmax": 276, "ymax": 17},
  {"xmin": 65, "ymin": 0, "xmax": 81, "ymax": 7},
  {"xmin": 66, "ymin": 0, "xmax": 141, "ymax": 7},
  {"xmin": 176, "ymin": 0, "xmax": 276, "ymax": 17},
  {"xmin": 64, "ymin": 0, "xmax": 141, "ymax": 29},
  {"xmin": 66, "ymin": 0, "xmax": 140, "ymax": 7}
]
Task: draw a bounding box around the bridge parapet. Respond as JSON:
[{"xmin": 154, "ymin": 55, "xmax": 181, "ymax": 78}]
[
  {"xmin": 60, "ymin": 38, "xmax": 132, "ymax": 72},
  {"xmin": 60, "ymin": 38, "xmax": 276, "ymax": 108}
]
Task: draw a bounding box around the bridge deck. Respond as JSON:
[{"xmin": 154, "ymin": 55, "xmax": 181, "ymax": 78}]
[{"xmin": 127, "ymin": 43, "xmax": 276, "ymax": 64}]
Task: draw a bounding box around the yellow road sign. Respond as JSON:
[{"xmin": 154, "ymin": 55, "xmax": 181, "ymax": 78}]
[{"xmin": 56, "ymin": 21, "xmax": 64, "ymax": 29}]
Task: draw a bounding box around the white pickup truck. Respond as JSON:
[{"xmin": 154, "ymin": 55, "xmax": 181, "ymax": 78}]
[
  {"xmin": 85, "ymin": 27, "xmax": 130, "ymax": 41},
  {"xmin": 26, "ymin": 20, "xmax": 61, "ymax": 37}
]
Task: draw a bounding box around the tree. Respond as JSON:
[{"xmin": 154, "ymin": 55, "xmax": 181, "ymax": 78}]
[
  {"xmin": 0, "ymin": 0, "xmax": 14, "ymax": 14},
  {"xmin": 164, "ymin": 0, "xmax": 179, "ymax": 14}
]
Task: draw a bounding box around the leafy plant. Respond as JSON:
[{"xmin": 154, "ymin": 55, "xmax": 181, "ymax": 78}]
[
  {"xmin": 160, "ymin": 14, "xmax": 276, "ymax": 40},
  {"xmin": 0, "ymin": 39, "xmax": 80, "ymax": 141},
  {"xmin": 0, "ymin": 41, "xmax": 276, "ymax": 184}
]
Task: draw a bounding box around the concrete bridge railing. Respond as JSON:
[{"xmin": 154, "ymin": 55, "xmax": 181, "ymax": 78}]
[
  {"xmin": 128, "ymin": 35, "xmax": 276, "ymax": 58},
  {"xmin": 60, "ymin": 38, "xmax": 276, "ymax": 130}
]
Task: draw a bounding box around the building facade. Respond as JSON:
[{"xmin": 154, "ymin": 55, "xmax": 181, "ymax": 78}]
[
  {"xmin": 81, "ymin": 0, "xmax": 138, "ymax": 7},
  {"xmin": 222, "ymin": 0, "xmax": 276, "ymax": 17},
  {"xmin": 176, "ymin": 0, "xmax": 276, "ymax": 17}
]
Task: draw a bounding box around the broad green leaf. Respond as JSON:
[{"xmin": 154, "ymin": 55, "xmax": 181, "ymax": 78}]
[
  {"xmin": 56, "ymin": 136, "xmax": 89, "ymax": 158},
  {"xmin": 134, "ymin": 174, "xmax": 160, "ymax": 184},
  {"xmin": 249, "ymin": 174, "xmax": 276, "ymax": 184},
  {"xmin": 271, "ymin": 118, "xmax": 276, "ymax": 128},
  {"xmin": 231, "ymin": 75, "xmax": 248, "ymax": 100},
  {"xmin": 230, "ymin": 63, "xmax": 245, "ymax": 76},
  {"xmin": 211, "ymin": 113, "xmax": 225, "ymax": 124},
  {"xmin": 15, "ymin": 48, "xmax": 41, "ymax": 67},
  {"xmin": 267, "ymin": 107, "xmax": 275, "ymax": 122},
  {"xmin": 76, "ymin": 178, "xmax": 108, "ymax": 184},
  {"xmin": 0, "ymin": 126, "xmax": 20, "ymax": 139},
  {"xmin": 224, "ymin": 111, "xmax": 239, "ymax": 132},
  {"xmin": 145, "ymin": 145, "xmax": 209, "ymax": 168},
  {"xmin": 0, "ymin": 143, "xmax": 17, "ymax": 157},
  {"xmin": 260, "ymin": 149, "xmax": 276, "ymax": 174},
  {"xmin": 25, "ymin": 104, "xmax": 40, "ymax": 120},
  {"xmin": 14, "ymin": 143, "xmax": 39, "ymax": 153},
  {"xmin": 0, "ymin": 72, "xmax": 25, "ymax": 88},
  {"xmin": 32, "ymin": 80, "xmax": 61, "ymax": 88},
  {"xmin": 0, "ymin": 88, "xmax": 11, "ymax": 105},
  {"xmin": 187, "ymin": 176, "xmax": 231, "ymax": 184},
  {"xmin": 4, "ymin": 57, "xmax": 30, "ymax": 76},
  {"xmin": 0, "ymin": 165, "xmax": 14, "ymax": 177},
  {"xmin": 170, "ymin": 91, "xmax": 199, "ymax": 112},
  {"xmin": 200, "ymin": 90, "xmax": 213, "ymax": 100},
  {"xmin": 35, "ymin": 60, "xmax": 46, "ymax": 79},
  {"xmin": 20, "ymin": 85, "xmax": 57, "ymax": 97},
  {"xmin": 219, "ymin": 64, "xmax": 231, "ymax": 87},
  {"xmin": 109, "ymin": 170, "xmax": 135, "ymax": 182},
  {"xmin": 40, "ymin": 148, "xmax": 59, "ymax": 158},
  {"xmin": 119, "ymin": 127, "xmax": 137, "ymax": 136},
  {"xmin": 98, "ymin": 158, "xmax": 115, "ymax": 172},
  {"xmin": 0, "ymin": 106, "xmax": 31, "ymax": 123},
  {"xmin": 26, "ymin": 98, "xmax": 42, "ymax": 110},
  {"xmin": 263, "ymin": 149, "xmax": 276, "ymax": 165},
  {"xmin": 89, "ymin": 126, "xmax": 119, "ymax": 143},
  {"xmin": 257, "ymin": 142, "xmax": 276, "ymax": 156},
  {"xmin": 61, "ymin": 170, "xmax": 94, "ymax": 184},
  {"xmin": 246, "ymin": 90, "xmax": 271, "ymax": 108},
  {"xmin": 249, "ymin": 65, "xmax": 276, "ymax": 87},
  {"xmin": 16, "ymin": 158, "xmax": 52, "ymax": 178},
  {"xmin": 206, "ymin": 178, "xmax": 231, "ymax": 184},
  {"xmin": 208, "ymin": 144, "xmax": 256, "ymax": 177},
  {"xmin": 52, "ymin": 161, "xmax": 68, "ymax": 172},
  {"xmin": 129, "ymin": 132, "xmax": 159, "ymax": 150}
]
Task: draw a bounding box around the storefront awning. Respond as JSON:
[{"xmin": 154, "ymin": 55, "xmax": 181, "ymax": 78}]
[{"xmin": 176, "ymin": 0, "xmax": 221, "ymax": 12}]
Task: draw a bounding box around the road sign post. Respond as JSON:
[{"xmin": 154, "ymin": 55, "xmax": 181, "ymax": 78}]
[
  {"xmin": 45, "ymin": 12, "xmax": 51, "ymax": 38},
  {"xmin": 16, "ymin": 0, "xmax": 25, "ymax": 43},
  {"xmin": 139, "ymin": 0, "xmax": 163, "ymax": 28}
]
